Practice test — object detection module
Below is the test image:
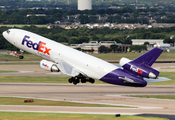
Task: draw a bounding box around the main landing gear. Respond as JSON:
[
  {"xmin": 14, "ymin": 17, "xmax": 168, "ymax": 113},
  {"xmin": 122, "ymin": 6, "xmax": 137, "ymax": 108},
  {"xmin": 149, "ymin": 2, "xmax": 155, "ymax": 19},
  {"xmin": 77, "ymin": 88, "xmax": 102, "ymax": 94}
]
[{"xmin": 68, "ymin": 77, "xmax": 95, "ymax": 85}]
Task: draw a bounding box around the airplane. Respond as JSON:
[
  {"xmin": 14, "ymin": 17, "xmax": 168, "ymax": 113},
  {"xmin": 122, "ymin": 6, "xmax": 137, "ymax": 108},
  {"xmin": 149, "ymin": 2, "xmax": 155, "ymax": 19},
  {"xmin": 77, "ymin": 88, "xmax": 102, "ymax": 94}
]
[{"xmin": 2, "ymin": 29, "xmax": 170, "ymax": 87}]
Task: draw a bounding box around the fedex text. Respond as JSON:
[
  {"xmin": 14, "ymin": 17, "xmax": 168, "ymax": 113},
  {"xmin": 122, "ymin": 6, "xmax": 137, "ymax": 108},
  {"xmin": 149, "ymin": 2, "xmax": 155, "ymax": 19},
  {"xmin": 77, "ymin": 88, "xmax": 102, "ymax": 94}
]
[
  {"xmin": 22, "ymin": 35, "xmax": 51, "ymax": 56},
  {"xmin": 130, "ymin": 65, "xmax": 143, "ymax": 74},
  {"xmin": 42, "ymin": 63, "xmax": 49, "ymax": 68}
]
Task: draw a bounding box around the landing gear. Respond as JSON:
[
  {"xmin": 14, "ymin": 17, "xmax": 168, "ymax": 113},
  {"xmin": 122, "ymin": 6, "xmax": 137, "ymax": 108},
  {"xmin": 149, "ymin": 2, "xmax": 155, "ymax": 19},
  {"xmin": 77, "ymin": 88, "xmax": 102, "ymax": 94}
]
[
  {"xmin": 81, "ymin": 79, "xmax": 86, "ymax": 83},
  {"xmin": 68, "ymin": 77, "xmax": 95, "ymax": 85},
  {"xmin": 19, "ymin": 55, "xmax": 24, "ymax": 59},
  {"xmin": 68, "ymin": 78, "xmax": 73, "ymax": 83},
  {"xmin": 88, "ymin": 78, "xmax": 95, "ymax": 84},
  {"xmin": 19, "ymin": 50, "xmax": 24, "ymax": 59},
  {"xmin": 73, "ymin": 77, "xmax": 80, "ymax": 85},
  {"xmin": 68, "ymin": 77, "xmax": 79, "ymax": 85}
]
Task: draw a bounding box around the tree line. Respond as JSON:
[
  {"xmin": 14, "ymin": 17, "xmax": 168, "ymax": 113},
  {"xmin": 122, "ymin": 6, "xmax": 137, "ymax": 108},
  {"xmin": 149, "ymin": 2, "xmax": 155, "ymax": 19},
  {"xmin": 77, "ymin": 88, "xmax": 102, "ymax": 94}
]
[
  {"xmin": 1, "ymin": 7, "xmax": 175, "ymax": 25},
  {"xmin": 0, "ymin": 7, "xmax": 135, "ymax": 25},
  {"xmin": 1, "ymin": 25, "xmax": 175, "ymax": 52}
]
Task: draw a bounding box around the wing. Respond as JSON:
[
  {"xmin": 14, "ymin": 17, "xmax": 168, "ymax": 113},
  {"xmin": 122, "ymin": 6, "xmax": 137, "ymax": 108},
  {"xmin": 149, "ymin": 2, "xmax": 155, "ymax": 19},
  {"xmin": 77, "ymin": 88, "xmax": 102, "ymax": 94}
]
[
  {"xmin": 114, "ymin": 64, "xmax": 123, "ymax": 69},
  {"xmin": 55, "ymin": 58, "xmax": 86, "ymax": 77}
]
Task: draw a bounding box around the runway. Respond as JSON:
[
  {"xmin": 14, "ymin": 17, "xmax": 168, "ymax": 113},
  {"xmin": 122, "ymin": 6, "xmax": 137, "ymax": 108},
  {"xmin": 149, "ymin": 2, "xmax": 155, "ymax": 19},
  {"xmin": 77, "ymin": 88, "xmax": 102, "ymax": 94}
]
[
  {"xmin": 0, "ymin": 63, "xmax": 175, "ymax": 118},
  {"xmin": 0, "ymin": 83, "xmax": 175, "ymax": 115}
]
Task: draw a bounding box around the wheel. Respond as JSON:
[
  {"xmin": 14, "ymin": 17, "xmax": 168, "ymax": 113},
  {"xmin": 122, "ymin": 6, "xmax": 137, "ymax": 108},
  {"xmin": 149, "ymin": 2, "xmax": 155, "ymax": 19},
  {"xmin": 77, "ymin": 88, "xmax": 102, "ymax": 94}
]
[
  {"xmin": 73, "ymin": 81, "xmax": 77, "ymax": 85},
  {"xmin": 91, "ymin": 80, "xmax": 95, "ymax": 84},
  {"xmin": 89, "ymin": 78, "xmax": 95, "ymax": 84},
  {"xmin": 19, "ymin": 55, "xmax": 24, "ymax": 59},
  {"xmin": 68, "ymin": 78, "xmax": 73, "ymax": 83},
  {"xmin": 81, "ymin": 78, "xmax": 86, "ymax": 83},
  {"xmin": 75, "ymin": 77, "xmax": 80, "ymax": 83}
]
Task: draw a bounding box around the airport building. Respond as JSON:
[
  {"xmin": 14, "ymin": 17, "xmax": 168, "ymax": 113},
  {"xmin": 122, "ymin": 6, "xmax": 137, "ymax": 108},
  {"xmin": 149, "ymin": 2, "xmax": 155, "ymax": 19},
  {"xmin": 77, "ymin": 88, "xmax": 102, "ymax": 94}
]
[
  {"xmin": 78, "ymin": 0, "xmax": 92, "ymax": 10},
  {"xmin": 131, "ymin": 39, "xmax": 164, "ymax": 46},
  {"xmin": 70, "ymin": 41, "xmax": 130, "ymax": 54}
]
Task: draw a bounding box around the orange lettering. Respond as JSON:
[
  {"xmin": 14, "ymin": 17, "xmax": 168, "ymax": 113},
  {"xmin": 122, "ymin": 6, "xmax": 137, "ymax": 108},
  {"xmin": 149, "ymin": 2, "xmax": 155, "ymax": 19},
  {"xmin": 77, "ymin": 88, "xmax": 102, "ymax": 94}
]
[
  {"xmin": 44, "ymin": 47, "xmax": 51, "ymax": 55},
  {"xmin": 38, "ymin": 42, "xmax": 46, "ymax": 52},
  {"xmin": 137, "ymin": 68, "xmax": 143, "ymax": 74}
]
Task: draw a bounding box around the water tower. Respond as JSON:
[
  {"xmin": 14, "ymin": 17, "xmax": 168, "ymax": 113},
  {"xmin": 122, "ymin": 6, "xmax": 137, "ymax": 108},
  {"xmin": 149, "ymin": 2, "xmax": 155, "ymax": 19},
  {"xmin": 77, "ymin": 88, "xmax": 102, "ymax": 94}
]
[{"xmin": 78, "ymin": 0, "xmax": 92, "ymax": 10}]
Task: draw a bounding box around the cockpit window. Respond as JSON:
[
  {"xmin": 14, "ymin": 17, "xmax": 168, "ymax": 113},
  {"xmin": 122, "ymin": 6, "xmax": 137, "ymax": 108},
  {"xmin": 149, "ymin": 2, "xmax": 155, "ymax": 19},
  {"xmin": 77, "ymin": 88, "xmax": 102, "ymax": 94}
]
[{"xmin": 7, "ymin": 30, "xmax": 10, "ymax": 34}]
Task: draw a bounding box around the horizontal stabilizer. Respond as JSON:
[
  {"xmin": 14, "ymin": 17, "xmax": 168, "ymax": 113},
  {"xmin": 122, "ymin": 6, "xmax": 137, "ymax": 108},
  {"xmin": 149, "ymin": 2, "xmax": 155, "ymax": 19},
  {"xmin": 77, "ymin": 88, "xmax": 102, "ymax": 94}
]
[{"xmin": 144, "ymin": 77, "xmax": 171, "ymax": 83}]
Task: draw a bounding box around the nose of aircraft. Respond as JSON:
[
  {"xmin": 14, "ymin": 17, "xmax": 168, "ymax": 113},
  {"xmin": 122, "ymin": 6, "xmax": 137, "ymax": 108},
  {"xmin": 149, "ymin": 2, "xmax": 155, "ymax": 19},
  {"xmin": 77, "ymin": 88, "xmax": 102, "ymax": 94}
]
[
  {"xmin": 2, "ymin": 30, "xmax": 11, "ymax": 41},
  {"xmin": 2, "ymin": 31, "xmax": 8, "ymax": 40},
  {"xmin": 2, "ymin": 31, "xmax": 6, "ymax": 37}
]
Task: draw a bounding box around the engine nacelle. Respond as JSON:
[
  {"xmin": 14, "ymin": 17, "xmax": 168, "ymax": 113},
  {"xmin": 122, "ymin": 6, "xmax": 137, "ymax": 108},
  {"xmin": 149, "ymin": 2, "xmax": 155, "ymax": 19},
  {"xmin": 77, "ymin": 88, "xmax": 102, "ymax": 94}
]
[
  {"xmin": 119, "ymin": 57, "xmax": 159, "ymax": 79},
  {"xmin": 40, "ymin": 60, "xmax": 60, "ymax": 72}
]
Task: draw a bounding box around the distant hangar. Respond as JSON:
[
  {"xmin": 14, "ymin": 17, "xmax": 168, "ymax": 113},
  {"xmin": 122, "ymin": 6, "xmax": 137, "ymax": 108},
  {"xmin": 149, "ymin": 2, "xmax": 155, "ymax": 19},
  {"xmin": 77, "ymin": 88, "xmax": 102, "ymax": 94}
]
[{"xmin": 131, "ymin": 39, "xmax": 164, "ymax": 45}]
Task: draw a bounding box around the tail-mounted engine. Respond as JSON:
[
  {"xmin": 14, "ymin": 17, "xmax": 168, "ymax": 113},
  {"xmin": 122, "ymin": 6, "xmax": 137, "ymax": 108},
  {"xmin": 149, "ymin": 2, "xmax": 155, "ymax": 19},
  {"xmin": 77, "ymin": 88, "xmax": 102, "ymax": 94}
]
[
  {"xmin": 119, "ymin": 57, "xmax": 159, "ymax": 79},
  {"xmin": 40, "ymin": 59, "xmax": 60, "ymax": 72}
]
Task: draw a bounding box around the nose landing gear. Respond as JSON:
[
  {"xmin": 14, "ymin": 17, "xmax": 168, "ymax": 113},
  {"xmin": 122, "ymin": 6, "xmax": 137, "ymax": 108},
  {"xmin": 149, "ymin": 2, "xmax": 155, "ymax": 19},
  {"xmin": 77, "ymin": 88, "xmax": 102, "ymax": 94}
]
[
  {"xmin": 19, "ymin": 55, "xmax": 24, "ymax": 59},
  {"xmin": 19, "ymin": 50, "xmax": 24, "ymax": 59}
]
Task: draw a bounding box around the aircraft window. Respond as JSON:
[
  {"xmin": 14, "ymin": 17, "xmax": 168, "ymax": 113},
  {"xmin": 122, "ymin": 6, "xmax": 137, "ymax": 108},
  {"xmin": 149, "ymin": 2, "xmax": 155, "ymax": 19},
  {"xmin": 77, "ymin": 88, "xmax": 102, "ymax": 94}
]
[{"xmin": 7, "ymin": 30, "xmax": 10, "ymax": 34}]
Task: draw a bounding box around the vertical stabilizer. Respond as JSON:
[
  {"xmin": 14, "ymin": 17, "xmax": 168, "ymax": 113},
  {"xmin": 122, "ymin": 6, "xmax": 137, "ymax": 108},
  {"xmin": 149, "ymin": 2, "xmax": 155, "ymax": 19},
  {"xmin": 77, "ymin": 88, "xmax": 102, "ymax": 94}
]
[{"xmin": 132, "ymin": 47, "xmax": 163, "ymax": 66}]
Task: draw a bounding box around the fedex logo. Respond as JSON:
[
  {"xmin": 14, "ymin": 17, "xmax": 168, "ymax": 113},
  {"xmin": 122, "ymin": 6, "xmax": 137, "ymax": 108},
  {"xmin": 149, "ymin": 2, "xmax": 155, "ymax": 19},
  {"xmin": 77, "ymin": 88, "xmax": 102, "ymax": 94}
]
[
  {"xmin": 137, "ymin": 68, "xmax": 143, "ymax": 74},
  {"xmin": 42, "ymin": 63, "xmax": 49, "ymax": 68},
  {"xmin": 130, "ymin": 65, "xmax": 143, "ymax": 74},
  {"xmin": 22, "ymin": 35, "xmax": 51, "ymax": 55}
]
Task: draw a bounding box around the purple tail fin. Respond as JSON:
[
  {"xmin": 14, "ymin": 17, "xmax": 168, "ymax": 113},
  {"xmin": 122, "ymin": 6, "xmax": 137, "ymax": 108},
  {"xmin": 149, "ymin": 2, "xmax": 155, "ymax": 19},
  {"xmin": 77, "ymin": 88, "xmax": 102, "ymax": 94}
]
[{"xmin": 132, "ymin": 47, "xmax": 163, "ymax": 66}]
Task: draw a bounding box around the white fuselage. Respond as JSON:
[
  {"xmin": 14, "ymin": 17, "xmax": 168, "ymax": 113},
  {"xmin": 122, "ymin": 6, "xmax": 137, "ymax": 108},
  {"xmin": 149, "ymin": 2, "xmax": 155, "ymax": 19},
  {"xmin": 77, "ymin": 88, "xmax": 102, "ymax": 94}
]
[{"xmin": 3, "ymin": 29, "xmax": 118, "ymax": 80}]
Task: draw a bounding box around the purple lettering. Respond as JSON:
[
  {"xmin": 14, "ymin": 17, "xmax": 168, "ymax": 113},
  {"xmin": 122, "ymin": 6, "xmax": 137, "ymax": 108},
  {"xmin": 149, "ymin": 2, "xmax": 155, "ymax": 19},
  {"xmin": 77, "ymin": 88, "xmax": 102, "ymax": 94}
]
[
  {"xmin": 22, "ymin": 35, "xmax": 30, "ymax": 45},
  {"xmin": 33, "ymin": 42, "xmax": 40, "ymax": 50},
  {"xmin": 21, "ymin": 35, "xmax": 51, "ymax": 56},
  {"xmin": 27, "ymin": 40, "xmax": 33, "ymax": 48}
]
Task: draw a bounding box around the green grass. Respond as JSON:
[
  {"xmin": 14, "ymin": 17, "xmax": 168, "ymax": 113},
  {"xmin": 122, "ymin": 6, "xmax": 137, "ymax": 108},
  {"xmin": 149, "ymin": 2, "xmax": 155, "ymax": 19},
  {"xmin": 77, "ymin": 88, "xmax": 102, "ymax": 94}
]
[
  {"xmin": 0, "ymin": 76, "xmax": 105, "ymax": 84},
  {"xmin": 92, "ymin": 52, "xmax": 175, "ymax": 60},
  {"xmin": 161, "ymin": 67, "xmax": 175, "ymax": 69},
  {"xmin": 0, "ymin": 70, "xmax": 17, "ymax": 73},
  {"xmin": 128, "ymin": 95, "xmax": 175, "ymax": 100},
  {"xmin": 0, "ymin": 112, "xmax": 168, "ymax": 120},
  {"xmin": 91, "ymin": 52, "xmax": 142, "ymax": 60},
  {"xmin": 0, "ymin": 72, "xmax": 174, "ymax": 85},
  {"xmin": 0, "ymin": 54, "xmax": 42, "ymax": 61},
  {"xmin": 0, "ymin": 97, "xmax": 124, "ymax": 107},
  {"xmin": 1, "ymin": 52, "xmax": 175, "ymax": 62},
  {"xmin": 0, "ymin": 76, "xmax": 70, "ymax": 83},
  {"xmin": 0, "ymin": 63, "xmax": 39, "ymax": 65}
]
